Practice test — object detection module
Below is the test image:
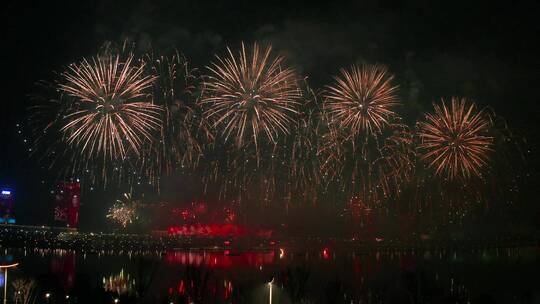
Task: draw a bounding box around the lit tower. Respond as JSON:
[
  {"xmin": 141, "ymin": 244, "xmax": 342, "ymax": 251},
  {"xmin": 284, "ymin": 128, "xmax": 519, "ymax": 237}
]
[
  {"xmin": 53, "ymin": 181, "xmax": 80, "ymax": 228},
  {"xmin": 0, "ymin": 190, "xmax": 15, "ymax": 224}
]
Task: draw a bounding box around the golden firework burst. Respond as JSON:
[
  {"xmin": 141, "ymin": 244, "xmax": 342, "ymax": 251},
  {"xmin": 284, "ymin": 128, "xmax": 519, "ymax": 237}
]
[
  {"xmin": 324, "ymin": 64, "xmax": 400, "ymax": 138},
  {"xmin": 59, "ymin": 54, "xmax": 162, "ymax": 161},
  {"xmin": 200, "ymin": 42, "xmax": 301, "ymax": 149},
  {"xmin": 107, "ymin": 193, "xmax": 137, "ymax": 228},
  {"xmin": 417, "ymin": 97, "xmax": 493, "ymax": 180}
]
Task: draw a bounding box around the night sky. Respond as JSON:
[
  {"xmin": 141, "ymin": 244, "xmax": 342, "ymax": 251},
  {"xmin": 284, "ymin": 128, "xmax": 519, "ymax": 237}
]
[{"xmin": 1, "ymin": 0, "xmax": 539, "ymax": 227}]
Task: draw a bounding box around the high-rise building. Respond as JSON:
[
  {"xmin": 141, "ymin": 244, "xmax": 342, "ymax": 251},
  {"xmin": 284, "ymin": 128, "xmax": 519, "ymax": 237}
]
[
  {"xmin": 0, "ymin": 189, "xmax": 15, "ymax": 224},
  {"xmin": 54, "ymin": 182, "xmax": 80, "ymax": 228}
]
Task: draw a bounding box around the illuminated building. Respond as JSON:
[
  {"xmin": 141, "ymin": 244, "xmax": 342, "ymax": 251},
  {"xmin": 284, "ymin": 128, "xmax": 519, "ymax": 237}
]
[
  {"xmin": 53, "ymin": 182, "xmax": 80, "ymax": 228},
  {"xmin": 0, "ymin": 189, "xmax": 15, "ymax": 224}
]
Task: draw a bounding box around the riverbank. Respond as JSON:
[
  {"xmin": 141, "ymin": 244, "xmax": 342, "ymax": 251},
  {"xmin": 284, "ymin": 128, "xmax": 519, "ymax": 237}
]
[{"xmin": 1, "ymin": 224, "xmax": 538, "ymax": 253}]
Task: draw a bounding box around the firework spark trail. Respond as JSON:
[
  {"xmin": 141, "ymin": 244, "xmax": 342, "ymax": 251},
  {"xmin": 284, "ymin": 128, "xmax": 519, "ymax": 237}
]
[
  {"xmin": 288, "ymin": 111, "xmax": 323, "ymax": 203},
  {"xmin": 283, "ymin": 85, "xmax": 325, "ymax": 205},
  {"xmin": 321, "ymin": 64, "xmax": 412, "ymax": 207},
  {"xmin": 59, "ymin": 54, "xmax": 162, "ymax": 161},
  {"xmin": 320, "ymin": 122, "xmax": 413, "ymax": 206},
  {"xmin": 198, "ymin": 42, "xmax": 302, "ymax": 204},
  {"xmin": 28, "ymin": 43, "xmax": 517, "ymax": 214},
  {"xmin": 417, "ymin": 97, "xmax": 493, "ymax": 180},
  {"xmin": 324, "ymin": 64, "xmax": 400, "ymax": 138},
  {"xmin": 201, "ymin": 42, "xmax": 301, "ymax": 151},
  {"xmin": 28, "ymin": 82, "xmax": 134, "ymax": 185},
  {"xmin": 138, "ymin": 52, "xmax": 211, "ymax": 185},
  {"xmin": 372, "ymin": 124, "xmax": 415, "ymax": 196}
]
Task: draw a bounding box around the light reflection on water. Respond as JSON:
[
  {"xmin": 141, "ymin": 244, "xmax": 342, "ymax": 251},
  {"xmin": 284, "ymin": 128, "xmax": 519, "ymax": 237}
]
[{"xmin": 1, "ymin": 246, "xmax": 539, "ymax": 303}]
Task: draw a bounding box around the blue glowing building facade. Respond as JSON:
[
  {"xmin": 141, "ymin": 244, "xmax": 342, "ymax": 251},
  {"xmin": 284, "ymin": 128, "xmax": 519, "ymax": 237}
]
[{"xmin": 0, "ymin": 189, "xmax": 15, "ymax": 224}]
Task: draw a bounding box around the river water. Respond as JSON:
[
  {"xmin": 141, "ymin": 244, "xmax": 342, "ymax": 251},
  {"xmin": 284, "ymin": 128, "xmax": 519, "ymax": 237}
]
[{"xmin": 0, "ymin": 246, "xmax": 538, "ymax": 303}]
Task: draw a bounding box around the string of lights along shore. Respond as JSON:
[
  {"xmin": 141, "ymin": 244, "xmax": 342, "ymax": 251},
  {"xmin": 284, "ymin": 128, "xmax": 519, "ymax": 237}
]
[{"xmin": 27, "ymin": 41, "xmax": 521, "ymax": 211}]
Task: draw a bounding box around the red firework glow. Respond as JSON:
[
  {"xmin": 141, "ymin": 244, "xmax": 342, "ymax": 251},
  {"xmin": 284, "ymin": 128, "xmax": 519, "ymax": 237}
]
[
  {"xmin": 167, "ymin": 224, "xmax": 247, "ymax": 237},
  {"xmin": 167, "ymin": 223, "xmax": 274, "ymax": 238}
]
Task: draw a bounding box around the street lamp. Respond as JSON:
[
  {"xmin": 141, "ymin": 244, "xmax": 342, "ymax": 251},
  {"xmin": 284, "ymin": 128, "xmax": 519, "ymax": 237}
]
[
  {"xmin": 45, "ymin": 292, "xmax": 51, "ymax": 304},
  {"xmin": 0, "ymin": 263, "xmax": 19, "ymax": 304},
  {"xmin": 267, "ymin": 277, "xmax": 274, "ymax": 304}
]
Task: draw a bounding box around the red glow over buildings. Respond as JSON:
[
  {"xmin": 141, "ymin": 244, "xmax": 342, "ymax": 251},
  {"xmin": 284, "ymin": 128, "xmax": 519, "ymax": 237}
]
[
  {"xmin": 163, "ymin": 201, "xmax": 276, "ymax": 240},
  {"xmin": 166, "ymin": 223, "xmax": 275, "ymax": 239},
  {"xmin": 167, "ymin": 223, "xmax": 247, "ymax": 237}
]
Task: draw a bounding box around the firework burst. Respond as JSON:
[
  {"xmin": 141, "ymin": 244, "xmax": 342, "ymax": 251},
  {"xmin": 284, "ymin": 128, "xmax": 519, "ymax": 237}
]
[
  {"xmin": 201, "ymin": 42, "xmax": 301, "ymax": 150},
  {"xmin": 417, "ymin": 97, "xmax": 493, "ymax": 180},
  {"xmin": 107, "ymin": 193, "xmax": 137, "ymax": 228},
  {"xmin": 321, "ymin": 64, "xmax": 412, "ymax": 208},
  {"xmin": 324, "ymin": 64, "xmax": 400, "ymax": 138},
  {"xmin": 59, "ymin": 54, "xmax": 162, "ymax": 162}
]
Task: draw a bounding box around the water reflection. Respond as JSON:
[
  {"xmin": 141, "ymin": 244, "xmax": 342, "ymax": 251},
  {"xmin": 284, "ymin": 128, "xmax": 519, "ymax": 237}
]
[
  {"xmin": 0, "ymin": 246, "xmax": 538, "ymax": 303},
  {"xmin": 51, "ymin": 252, "xmax": 75, "ymax": 291},
  {"xmin": 103, "ymin": 269, "xmax": 136, "ymax": 295},
  {"xmin": 164, "ymin": 251, "xmax": 275, "ymax": 268}
]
